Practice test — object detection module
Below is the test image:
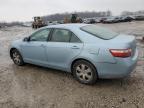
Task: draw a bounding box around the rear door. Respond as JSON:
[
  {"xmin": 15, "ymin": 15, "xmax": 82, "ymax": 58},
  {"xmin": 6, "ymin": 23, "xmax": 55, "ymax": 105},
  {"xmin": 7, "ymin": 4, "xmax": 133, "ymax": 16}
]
[{"xmin": 45, "ymin": 28, "xmax": 83, "ymax": 70}]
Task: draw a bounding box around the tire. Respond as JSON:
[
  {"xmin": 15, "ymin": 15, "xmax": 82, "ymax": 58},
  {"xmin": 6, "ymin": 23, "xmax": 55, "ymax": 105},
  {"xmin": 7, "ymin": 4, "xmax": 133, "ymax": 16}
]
[
  {"xmin": 72, "ymin": 60, "xmax": 98, "ymax": 84},
  {"xmin": 11, "ymin": 49, "xmax": 25, "ymax": 66}
]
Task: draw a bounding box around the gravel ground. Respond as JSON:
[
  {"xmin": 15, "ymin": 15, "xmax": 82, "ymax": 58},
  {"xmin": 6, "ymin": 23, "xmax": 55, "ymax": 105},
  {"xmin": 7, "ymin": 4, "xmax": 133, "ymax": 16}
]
[{"xmin": 0, "ymin": 21, "xmax": 144, "ymax": 108}]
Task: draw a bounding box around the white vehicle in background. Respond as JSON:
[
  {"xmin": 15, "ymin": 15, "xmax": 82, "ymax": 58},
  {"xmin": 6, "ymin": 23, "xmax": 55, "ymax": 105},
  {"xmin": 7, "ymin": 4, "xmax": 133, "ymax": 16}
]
[
  {"xmin": 103, "ymin": 17, "xmax": 120, "ymax": 23},
  {"xmin": 22, "ymin": 22, "xmax": 32, "ymax": 27},
  {"xmin": 47, "ymin": 21, "xmax": 60, "ymax": 26},
  {"xmin": 95, "ymin": 18, "xmax": 101, "ymax": 23},
  {"xmin": 83, "ymin": 18, "xmax": 91, "ymax": 24}
]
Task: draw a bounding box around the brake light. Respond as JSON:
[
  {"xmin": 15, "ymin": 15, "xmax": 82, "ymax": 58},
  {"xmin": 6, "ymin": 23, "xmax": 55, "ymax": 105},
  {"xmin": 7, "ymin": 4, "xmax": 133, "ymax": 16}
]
[{"xmin": 110, "ymin": 49, "xmax": 132, "ymax": 58}]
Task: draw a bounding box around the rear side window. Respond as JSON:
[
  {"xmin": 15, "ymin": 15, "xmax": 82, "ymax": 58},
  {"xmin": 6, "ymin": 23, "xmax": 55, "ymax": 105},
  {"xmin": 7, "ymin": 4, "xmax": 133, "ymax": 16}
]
[
  {"xmin": 80, "ymin": 25, "xmax": 119, "ymax": 40},
  {"xmin": 70, "ymin": 33, "xmax": 81, "ymax": 43},
  {"xmin": 50, "ymin": 29, "xmax": 81, "ymax": 43},
  {"xmin": 50, "ymin": 29, "xmax": 71, "ymax": 42}
]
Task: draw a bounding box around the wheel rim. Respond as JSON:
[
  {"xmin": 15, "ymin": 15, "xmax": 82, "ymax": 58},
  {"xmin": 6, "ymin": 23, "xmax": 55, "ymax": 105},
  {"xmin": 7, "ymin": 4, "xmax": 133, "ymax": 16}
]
[
  {"xmin": 12, "ymin": 51, "xmax": 21, "ymax": 64},
  {"xmin": 76, "ymin": 64, "xmax": 93, "ymax": 82}
]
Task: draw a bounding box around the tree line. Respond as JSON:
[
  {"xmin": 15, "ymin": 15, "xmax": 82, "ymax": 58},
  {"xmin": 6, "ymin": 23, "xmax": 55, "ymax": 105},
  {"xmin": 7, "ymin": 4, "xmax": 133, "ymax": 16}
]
[
  {"xmin": 121, "ymin": 10, "xmax": 144, "ymax": 16},
  {"xmin": 43, "ymin": 11, "xmax": 112, "ymax": 21}
]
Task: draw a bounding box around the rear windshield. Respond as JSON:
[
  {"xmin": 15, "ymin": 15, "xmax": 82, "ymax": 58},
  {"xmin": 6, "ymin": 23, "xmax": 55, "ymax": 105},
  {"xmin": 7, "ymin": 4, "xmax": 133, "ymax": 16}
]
[{"xmin": 80, "ymin": 25, "xmax": 119, "ymax": 40}]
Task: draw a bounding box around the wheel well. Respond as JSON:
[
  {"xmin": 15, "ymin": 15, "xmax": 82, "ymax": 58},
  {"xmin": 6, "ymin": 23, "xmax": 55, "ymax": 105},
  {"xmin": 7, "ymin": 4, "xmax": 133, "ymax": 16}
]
[
  {"xmin": 71, "ymin": 58, "xmax": 97, "ymax": 74},
  {"xmin": 10, "ymin": 48, "xmax": 17, "ymax": 58}
]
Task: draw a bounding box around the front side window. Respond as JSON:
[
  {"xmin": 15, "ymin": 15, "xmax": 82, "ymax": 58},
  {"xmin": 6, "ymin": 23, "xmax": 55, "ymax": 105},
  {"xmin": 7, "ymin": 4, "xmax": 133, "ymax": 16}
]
[
  {"xmin": 30, "ymin": 29, "xmax": 51, "ymax": 41},
  {"xmin": 81, "ymin": 25, "xmax": 119, "ymax": 40},
  {"xmin": 50, "ymin": 29, "xmax": 71, "ymax": 42}
]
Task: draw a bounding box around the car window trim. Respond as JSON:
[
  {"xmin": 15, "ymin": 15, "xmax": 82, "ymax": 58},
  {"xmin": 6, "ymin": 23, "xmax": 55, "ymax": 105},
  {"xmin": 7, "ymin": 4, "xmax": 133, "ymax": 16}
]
[
  {"xmin": 47, "ymin": 28, "xmax": 54, "ymax": 41},
  {"xmin": 48, "ymin": 28, "xmax": 82, "ymax": 43}
]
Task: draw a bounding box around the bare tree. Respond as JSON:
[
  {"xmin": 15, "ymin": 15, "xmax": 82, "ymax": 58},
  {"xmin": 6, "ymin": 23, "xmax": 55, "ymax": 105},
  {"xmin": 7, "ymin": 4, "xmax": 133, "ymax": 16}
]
[
  {"xmin": 121, "ymin": 10, "xmax": 144, "ymax": 16},
  {"xmin": 43, "ymin": 11, "xmax": 113, "ymax": 21}
]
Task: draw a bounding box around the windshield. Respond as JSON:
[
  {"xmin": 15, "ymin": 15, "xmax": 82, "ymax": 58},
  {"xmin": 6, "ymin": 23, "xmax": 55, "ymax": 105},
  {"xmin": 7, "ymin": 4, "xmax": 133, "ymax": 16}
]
[{"xmin": 80, "ymin": 25, "xmax": 119, "ymax": 40}]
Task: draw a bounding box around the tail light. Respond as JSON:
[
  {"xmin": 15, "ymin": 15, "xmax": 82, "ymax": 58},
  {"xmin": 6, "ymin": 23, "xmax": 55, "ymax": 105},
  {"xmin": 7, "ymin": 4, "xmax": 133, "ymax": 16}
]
[{"xmin": 110, "ymin": 49, "xmax": 132, "ymax": 58}]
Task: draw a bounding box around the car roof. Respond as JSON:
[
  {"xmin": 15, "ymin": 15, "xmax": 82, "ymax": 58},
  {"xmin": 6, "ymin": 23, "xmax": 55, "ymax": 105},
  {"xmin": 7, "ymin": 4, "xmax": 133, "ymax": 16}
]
[{"xmin": 44, "ymin": 23, "xmax": 89, "ymax": 30}]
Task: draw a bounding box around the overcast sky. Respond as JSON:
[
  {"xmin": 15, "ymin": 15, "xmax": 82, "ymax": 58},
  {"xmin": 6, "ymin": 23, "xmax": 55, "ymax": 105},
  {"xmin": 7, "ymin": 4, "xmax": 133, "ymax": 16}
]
[{"xmin": 0, "ymin": 0, "xmax": 144, "ymax": 22}]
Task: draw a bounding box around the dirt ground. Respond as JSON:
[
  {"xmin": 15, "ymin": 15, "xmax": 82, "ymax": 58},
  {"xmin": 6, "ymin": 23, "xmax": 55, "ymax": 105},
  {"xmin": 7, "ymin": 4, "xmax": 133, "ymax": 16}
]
[{"xmin": 0, "ymin": 21, "xmax": 144, "ymax": 108}]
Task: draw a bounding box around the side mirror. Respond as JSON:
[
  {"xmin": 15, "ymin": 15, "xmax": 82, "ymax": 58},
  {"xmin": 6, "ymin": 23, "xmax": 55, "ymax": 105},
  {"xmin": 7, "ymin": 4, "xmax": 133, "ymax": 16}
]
[{"xmin": 23, "ymin": 37, "xmax": 30, "ymax": 42}]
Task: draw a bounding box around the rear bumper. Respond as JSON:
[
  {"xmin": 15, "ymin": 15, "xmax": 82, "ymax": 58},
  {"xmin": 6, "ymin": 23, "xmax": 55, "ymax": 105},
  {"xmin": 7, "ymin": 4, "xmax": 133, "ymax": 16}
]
[{"xmin": 95, "ymin": 48, "xmax": 138, "ymax": 79}]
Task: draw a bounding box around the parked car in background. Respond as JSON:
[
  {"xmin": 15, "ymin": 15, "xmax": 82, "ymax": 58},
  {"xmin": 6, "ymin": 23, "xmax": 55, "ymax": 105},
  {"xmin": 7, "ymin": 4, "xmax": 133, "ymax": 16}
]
[
  {"xmin": 47, "ymin": 21, "xmax": 60, "ymax": 26},
  {"xmin": 120, "ymin": 16, "xmax": 133, "ymax": 22},
  {"xmin": 89, "ymin": 19, "xmax": 96, "ymax": 24},
  {"xmin": 103, "ymin": 17, "xmax": 120, "ymax": 23},
  {"xmin": 9, "ymin": 24, "xmax": 138, "ymax": 84},
  {"xmin": 95, "ymin": 18, "xmax": 101, "ymax": 23},
  {"xmin": 83, "ymin": 18, "xmax": 96, "ymax": 24},
  {"xmin": 22, "ymin": 22, "xmax": 32, "ymax": 27},
  {"xmin": 83, "ymin": 19, "xmax": 89, "ymax": 24},
  {"xmin": 135, "ymin": 15, "xmax": 144, "ymax": 21},
  {"xmin": 58, "ymin": 20, "xmax": 64, "ymax": 24},
  {"xmin": 100, "ymin": 17, "xmax": 107, "ymax": 23}
]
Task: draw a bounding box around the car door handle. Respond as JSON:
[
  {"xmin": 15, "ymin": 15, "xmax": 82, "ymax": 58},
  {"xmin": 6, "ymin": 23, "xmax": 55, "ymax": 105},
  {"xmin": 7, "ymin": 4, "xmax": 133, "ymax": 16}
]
[{"xmin": 71, "ymin": 46, "xmax": 80, "ymax": 49}]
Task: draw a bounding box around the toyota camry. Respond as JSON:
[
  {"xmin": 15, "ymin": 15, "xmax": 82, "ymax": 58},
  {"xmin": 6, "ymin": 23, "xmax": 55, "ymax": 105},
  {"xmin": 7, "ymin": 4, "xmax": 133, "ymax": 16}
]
[{"xmin": 9, "ymin": 24, "xmax": 138, "ymax": 84}]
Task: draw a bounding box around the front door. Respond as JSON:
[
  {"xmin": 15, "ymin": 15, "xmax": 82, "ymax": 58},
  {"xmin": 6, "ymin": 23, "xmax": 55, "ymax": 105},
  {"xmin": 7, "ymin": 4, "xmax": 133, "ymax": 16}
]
[{"xmin": 21, "ymin": 28, "xmax": 51, "ymax": 64}]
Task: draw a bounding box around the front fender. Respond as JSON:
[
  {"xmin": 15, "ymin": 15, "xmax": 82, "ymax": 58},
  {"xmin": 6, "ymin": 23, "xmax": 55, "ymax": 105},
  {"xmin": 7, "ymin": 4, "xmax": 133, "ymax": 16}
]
[{"xmin": 9, "ymin": 40, "xmax": 23, "ymax": 58}]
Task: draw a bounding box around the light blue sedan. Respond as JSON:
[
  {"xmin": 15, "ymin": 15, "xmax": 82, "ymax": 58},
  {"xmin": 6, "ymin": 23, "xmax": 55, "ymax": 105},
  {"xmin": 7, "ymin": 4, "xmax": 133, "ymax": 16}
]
[{"xmin": 9, "ymin": 24, "xmax": 138, "ymax": 84}]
